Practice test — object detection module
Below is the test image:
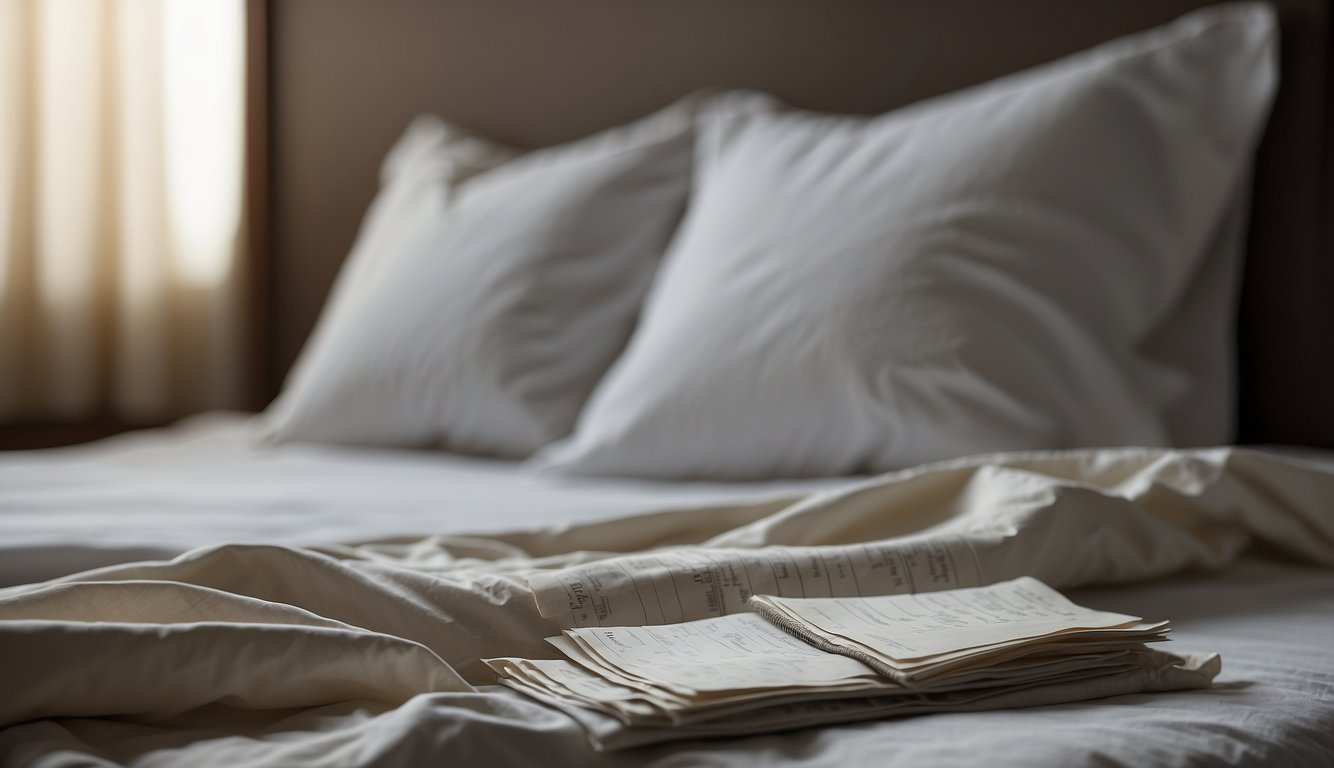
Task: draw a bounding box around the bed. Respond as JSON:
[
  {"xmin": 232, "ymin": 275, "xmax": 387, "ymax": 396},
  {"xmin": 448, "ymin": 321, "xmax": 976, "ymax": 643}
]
[{"xmin": 3, "ymin": 0, "xmax": 1334, "ymax": 766}]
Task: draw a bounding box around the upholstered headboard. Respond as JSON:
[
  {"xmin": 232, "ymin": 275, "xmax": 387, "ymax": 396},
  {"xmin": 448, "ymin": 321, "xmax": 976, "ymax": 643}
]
[{"xmin": 254, "ymin": 0, "xmax": 1333, "ymax": 447}]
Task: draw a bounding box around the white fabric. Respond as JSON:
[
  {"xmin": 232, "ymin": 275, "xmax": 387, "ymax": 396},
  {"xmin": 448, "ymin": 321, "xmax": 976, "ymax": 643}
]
[
  {"xmin": 264, "ymin": 95, "xmax": 707, "ymax": 456},
  {"xmin": 6, "ymin": 560, "xmax": 1330, "ymax": 767},
  {"xmin": 539, "ymin": 4, "xmax": 1277, "ymax": 480},
  {"xmin": 3, "ymin": 434, "xmax": 1334, "ymax": 765},
  {"xmin": 0, "ymin": 414, "xmax": 843, "ymax": 587}
]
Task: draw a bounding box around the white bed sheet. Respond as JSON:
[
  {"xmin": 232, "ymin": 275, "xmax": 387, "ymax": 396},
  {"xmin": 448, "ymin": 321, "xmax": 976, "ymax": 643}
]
[
  {"xmin": 2, "ymin": 420, "xmax": 1333, "ymax": 767},
  {"xmin": 0, "ymin": 414, "xmax": 849, "ymax": 587},
  {"xmin": 3, "ymin": 557, "xmax": 1331, "ymax": 767}
]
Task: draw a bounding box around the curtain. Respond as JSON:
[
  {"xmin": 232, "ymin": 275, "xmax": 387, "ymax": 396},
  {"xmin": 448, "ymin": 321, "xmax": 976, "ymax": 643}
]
[{"xmin": 0, "ymin": 0, "xmax": 248, "ymax": 423}]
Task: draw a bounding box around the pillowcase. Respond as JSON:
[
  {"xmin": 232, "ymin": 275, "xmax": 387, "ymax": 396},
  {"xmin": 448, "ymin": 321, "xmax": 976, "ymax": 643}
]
[
  {"xmin": 265, "ymin": 93, "xmax": 771, "ymax": 456},
  {"xmin": 536, "ymin": 4, "xmax": 1277, "ymax": 480}
]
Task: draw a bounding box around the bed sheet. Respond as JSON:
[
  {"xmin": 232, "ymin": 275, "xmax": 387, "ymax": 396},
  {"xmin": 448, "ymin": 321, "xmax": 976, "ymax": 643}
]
[
  {"xmin": 3, "ymin": 424, "xmax": 1334, "ymax": 767},
  {"xmin": 4, "ymin": 554, "xmax": 1333, "ymax": 766},
  {"xmin": 0, "ymin": 414, "xmax": 849, "ymax": 587}
]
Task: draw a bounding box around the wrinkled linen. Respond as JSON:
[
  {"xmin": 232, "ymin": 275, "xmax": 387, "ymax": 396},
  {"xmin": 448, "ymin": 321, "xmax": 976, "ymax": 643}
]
[
  {"xmin": 0, "ymin": 414, "xmax": 844, "ymax": 587},
  {"xmin": 4, "ymin": 446, "xmax": 1334, "ymax": 766}
]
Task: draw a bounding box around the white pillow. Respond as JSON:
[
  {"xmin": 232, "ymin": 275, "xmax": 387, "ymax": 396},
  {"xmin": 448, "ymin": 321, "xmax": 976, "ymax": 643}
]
[
  {"xmin": 265, "ymin": 94, "xmax": 767, "ymax": 456},
  {"xmin": 536, "ymin": 4, "xmax": 1277, "ymax": 480}
]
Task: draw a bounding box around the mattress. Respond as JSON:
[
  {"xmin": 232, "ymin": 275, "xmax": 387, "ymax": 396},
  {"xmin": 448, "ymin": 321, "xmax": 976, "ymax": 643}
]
[{"xmin": 2, "ymin": 420, "xmax": 1333, "ymax": 767}]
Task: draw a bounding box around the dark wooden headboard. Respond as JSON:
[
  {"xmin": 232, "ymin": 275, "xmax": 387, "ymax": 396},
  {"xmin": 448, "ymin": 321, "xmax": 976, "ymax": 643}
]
[{"xmin": 254, "ymin": 0, "xmax": 1333, "ymax": 447}]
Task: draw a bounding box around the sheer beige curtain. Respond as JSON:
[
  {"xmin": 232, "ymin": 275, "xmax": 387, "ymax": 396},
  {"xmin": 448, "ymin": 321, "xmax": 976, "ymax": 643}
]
[{"xmin": 0, "ymin": 0, "xmax": 248, "ymax": 424}]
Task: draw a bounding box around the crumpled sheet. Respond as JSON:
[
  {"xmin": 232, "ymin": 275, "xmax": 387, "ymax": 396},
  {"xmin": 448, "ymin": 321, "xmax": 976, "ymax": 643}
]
[{"xmin": 3, "ymin": 446, "xmax": 1334, "ymax": 766}]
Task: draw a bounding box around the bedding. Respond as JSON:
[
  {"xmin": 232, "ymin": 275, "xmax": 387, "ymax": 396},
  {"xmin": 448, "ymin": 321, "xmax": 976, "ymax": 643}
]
[
  {"xmin": 0, "ymin": 415, "xmax": 842, "ymax": 588},
  {"xmin": 264, "ymin": 91, "xmax": 772, "ymax": 456},
  {"xmin": 539, "ymin": 4, "xmax": 1275, "ymax": 480},
  {"xmin": 3, "ymin": 428, "xmax": 1334, "ymax": 766}
]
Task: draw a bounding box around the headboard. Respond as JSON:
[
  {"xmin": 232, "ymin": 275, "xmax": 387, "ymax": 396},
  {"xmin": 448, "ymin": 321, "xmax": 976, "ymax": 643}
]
[{"xmin": 255, "ymin": 0, "xmax": 1333, "ymax": 447}]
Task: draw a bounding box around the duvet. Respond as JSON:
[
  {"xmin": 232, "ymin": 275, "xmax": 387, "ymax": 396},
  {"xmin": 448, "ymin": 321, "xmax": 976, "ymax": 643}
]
[{"xmin": 4, "ymin": 445, "xmax": 1334, "ymax": 766}]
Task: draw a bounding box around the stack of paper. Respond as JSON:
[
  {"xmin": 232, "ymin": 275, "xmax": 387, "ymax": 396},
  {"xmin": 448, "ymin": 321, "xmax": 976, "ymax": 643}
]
[
  {"xmin": 749, "ymin": 577, "xmax": 1170, "ymax": 691},
  {"xmin": 486, "ymin": 577, "xmax": 1217, "ymax": 750}
]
